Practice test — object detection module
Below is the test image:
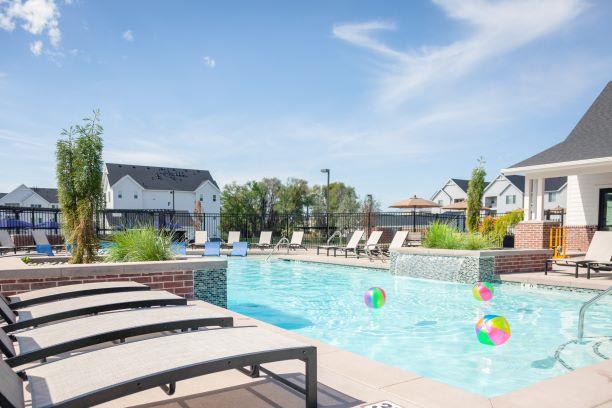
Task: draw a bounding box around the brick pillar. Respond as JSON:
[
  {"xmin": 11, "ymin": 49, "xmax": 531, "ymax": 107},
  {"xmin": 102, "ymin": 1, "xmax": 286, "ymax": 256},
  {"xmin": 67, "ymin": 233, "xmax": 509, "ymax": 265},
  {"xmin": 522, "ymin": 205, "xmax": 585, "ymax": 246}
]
[
  {"xmin": 565, "ymin": 225, "xmax": 598, "ymax": 252},
  {"xmin": 514, "ymin": 221, "xmax": 560, "ymax": 249}
]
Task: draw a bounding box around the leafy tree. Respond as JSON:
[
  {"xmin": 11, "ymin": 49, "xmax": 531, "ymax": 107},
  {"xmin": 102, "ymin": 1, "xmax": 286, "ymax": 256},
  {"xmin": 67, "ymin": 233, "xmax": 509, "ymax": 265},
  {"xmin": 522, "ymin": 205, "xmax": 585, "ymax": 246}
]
[
  {"xmin": 56, "ymin": 111, "xmax": 104, "ymax": 263},
  {"xmin": 466, "ymin": 157, "xmax": 487, "ymax": 233}
]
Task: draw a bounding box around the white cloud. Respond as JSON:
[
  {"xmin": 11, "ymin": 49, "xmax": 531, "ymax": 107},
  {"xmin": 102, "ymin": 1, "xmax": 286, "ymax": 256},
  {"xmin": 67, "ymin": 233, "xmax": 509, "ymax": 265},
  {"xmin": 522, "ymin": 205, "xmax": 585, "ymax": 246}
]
[
  {"xmin": 203, "ymin": 56, "xmax": 216, "ymax": 68},
  {"xmin": 29, "ymin": 39, "xmax": 42, "ymax": 55},
  {"xmin": 122, "ymin": 29, "xmax": 133, "ymax": 42},
  {"xmin": 333, "ymin": 0, "xmax": 586, "ymax": 107},
  {"xmin": 0, "ymin": 0, "xmax": 62, "ymax": 48}
]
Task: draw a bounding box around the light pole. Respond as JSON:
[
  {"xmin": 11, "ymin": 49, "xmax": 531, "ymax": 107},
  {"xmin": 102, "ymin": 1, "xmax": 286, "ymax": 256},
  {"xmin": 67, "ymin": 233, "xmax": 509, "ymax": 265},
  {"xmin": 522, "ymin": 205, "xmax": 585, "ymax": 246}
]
[
  {"xmin": 320, "ymin": 169, "xmax": 330, "ymax": 240},
  {"xmin": 366, "ymin": 194, "xmax": 373, "ymax": 238}
]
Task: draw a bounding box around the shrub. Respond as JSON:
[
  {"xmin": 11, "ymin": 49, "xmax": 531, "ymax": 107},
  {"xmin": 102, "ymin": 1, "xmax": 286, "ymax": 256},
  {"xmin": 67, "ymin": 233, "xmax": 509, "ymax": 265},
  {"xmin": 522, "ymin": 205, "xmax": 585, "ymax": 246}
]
[
  {"xmin": 479, "ymin": 215, "xmax": 496, "ymax": 236},
  {"xmin": 21, "ymin": 256, "xmax": 31, "ymax": 264},
  {"xmin": 423, "ymin": 221, "xmax": 495, "ymax": 250},
  {"xmin": 107, "ymin": 227, "xmax": 172, "ymax": 262},
  {"xmin": 489, "ymin": 209, "xmax": 524, "ymax": 244}
]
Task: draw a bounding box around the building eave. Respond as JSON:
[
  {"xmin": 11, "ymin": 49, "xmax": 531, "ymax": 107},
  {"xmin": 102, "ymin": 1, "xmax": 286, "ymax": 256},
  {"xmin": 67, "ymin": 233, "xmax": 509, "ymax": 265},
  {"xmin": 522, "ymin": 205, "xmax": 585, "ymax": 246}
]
[{"xmin": 502, "ymin": 156, "xmax": 612, "ymax": 177}]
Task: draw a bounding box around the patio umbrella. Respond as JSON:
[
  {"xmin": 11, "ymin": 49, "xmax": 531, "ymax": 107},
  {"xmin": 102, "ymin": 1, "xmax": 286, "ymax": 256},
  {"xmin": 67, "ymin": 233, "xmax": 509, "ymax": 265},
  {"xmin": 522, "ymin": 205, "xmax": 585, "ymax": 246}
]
[
  {"xmin": 389, "ymin": 195, "xmax": 441, "ymax": 231},
  {"xmin": 35, "ymin": 220, "xmax": 61, "ymax": 229},
  {"xmin": 0, "ymin": 219, "xmax": 32, "ymax": 228}
]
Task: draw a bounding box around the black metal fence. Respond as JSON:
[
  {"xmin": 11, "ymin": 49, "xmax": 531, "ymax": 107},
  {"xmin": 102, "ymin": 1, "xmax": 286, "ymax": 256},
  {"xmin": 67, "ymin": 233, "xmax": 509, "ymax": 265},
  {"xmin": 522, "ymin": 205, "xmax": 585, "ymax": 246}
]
[{"xmin": 0, "ymin": 206, "xmax": 546, "ymax": 248}]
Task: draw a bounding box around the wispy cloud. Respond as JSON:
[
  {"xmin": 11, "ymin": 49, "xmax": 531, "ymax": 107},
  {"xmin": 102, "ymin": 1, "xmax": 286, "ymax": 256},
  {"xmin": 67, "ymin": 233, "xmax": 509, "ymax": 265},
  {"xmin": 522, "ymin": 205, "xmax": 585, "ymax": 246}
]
[
  {"xmin": 333, "ymin": 0, "xmax": 587, "ymax": 107},
  {"xmin": 30, "ymin": 40, "xmax": 43, "ymax": 56},
  {"xmin": 203, "ymin": 56, "xmax": 216, "ymax": 68},
  {"xmin": 122, "ymin": 29, "xmax": 134, "ymax": 42},
  {"xmin": 0, "ymin": 0, "xmax": 63, "ymax": 50}
]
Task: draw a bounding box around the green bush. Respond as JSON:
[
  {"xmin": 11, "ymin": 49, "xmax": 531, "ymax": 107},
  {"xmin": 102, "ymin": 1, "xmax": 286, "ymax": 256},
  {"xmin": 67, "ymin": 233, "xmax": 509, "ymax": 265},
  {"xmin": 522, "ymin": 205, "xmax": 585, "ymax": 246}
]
[
  {"xmin": 107, "ymin": 227, "xmax": 172, "ymax": 262},
  {"xmin": 423, "ymin": 221, "xmax": 495, "ymax": 250},
  {"xmin": 486, "ymin": 209, "xmax": 524, "ymax": 245}
]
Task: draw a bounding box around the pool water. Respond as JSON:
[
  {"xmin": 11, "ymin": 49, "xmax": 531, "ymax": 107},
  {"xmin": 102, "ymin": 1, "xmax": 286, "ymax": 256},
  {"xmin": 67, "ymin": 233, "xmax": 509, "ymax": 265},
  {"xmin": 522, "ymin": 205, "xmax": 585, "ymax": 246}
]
[{"xmin": 226, "ymin": 259, "xmax": 612, "ymax": 397}]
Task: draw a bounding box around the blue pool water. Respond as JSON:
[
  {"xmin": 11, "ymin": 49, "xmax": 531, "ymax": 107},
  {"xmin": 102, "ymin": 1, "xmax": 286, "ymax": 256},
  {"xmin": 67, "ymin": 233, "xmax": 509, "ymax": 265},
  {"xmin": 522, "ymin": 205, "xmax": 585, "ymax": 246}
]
[{"xmin": 227, "ymin": 259, "xmax": 612, "ymax": 397}]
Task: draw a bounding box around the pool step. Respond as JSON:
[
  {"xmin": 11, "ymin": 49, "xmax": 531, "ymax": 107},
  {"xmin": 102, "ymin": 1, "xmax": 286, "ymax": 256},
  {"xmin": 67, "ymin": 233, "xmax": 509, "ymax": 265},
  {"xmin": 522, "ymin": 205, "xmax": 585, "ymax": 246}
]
[{"xmin": 554, "ymin": 336, "xmax": 611, "ymax": 371}]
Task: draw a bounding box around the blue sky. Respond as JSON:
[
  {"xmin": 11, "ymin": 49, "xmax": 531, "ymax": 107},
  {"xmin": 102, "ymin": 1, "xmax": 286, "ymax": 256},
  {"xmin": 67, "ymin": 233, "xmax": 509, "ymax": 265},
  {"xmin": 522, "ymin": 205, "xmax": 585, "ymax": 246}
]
[{"xmin": 1, "ymin": 0, "xmax": 611, "ymax": 207}]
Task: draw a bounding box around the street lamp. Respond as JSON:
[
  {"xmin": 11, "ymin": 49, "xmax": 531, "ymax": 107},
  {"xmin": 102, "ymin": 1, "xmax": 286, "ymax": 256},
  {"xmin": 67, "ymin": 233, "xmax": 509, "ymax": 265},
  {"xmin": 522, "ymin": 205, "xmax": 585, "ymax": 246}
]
[
  {"xmin": 366, "ymin": 194, "xmax": 373, "ymax": 212},
  {"xmin": 320, "ymin": 169, "xmax": 330, "ymax": 240}
]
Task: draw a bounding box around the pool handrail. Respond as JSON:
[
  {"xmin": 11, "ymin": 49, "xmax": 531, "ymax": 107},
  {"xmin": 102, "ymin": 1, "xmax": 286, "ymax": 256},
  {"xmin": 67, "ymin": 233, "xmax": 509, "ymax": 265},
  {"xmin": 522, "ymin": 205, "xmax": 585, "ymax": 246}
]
[
  {"xmin": 265, "ymin": 237, "xmax": 291, "ymax": 262},
  {"xmin": 577, "ymin": 285, "xmax": 612, "ymax": 340}
]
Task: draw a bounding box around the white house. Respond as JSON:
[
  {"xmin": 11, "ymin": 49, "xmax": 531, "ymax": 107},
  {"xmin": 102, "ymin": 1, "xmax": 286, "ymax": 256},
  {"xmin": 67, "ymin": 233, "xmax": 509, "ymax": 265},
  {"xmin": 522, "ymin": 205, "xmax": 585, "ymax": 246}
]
[
  {"xmin": 503, "ymin": 81, "xmax": 612, "ymax": 251},
  {"xmin": 103, "ymin": 163, "xmax": 221, "ymax": 213},
  {"xmin": 430, "ymin": 179, "xmax": 473, "ymax": 211},
  {"xmin": 0, "ymin": 185, "xmax": 59, "ymax": 208},
  {"xmin": 482, "ymin": 174, "xmax": 525, "ymax": 212}
]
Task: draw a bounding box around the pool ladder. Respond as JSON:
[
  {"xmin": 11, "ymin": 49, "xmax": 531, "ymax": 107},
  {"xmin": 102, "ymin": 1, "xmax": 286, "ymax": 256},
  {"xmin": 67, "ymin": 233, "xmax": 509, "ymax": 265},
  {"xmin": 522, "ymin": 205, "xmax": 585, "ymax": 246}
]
[
  {"xmin": 578, "ymin": 285, "xmax": 612, "ymax": 340},
  {"xmin": 265, "ymin": 237, "xmax": 291, "ymax": 262}
]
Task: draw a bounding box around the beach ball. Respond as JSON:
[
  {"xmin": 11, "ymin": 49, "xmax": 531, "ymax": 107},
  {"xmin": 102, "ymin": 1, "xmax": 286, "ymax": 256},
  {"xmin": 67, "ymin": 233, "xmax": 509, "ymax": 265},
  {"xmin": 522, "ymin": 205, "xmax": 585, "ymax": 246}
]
[
  {"xmin": 364, "ymin": 287, "xmax": 386, "ymax": 309},
  {"xmin": 472, "ymin": 281, "xmax": 494, "ymax": 301},
  {"xmin": 475, "ymin": 314, "xmax": 511, "ymax": 346}
]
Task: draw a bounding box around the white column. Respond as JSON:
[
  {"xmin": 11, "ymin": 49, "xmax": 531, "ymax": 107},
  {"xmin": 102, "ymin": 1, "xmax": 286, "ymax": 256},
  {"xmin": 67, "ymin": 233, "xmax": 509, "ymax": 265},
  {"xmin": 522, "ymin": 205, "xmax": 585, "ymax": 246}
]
[
  {"xmin": 536, "ymin": 177, "xmax": 545, "ymax": 220},
  {"xmin": 523, "ymin": 177, "xmax": 531, "ymax": 221}
]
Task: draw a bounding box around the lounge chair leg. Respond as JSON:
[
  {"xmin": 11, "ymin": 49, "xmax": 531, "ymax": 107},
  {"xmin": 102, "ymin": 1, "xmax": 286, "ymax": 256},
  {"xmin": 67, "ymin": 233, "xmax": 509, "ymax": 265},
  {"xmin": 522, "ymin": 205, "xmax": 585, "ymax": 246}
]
[
  {"xmin": 304, "ymin": 350, "xmax": 318, "ymax": 408},
  {"xmin": 544, "ymin": 260, "xmax": 548, "ymax": 275},
  {"xmin": 575, "ymin": 264, "xmax": 579, "ymax": 278},
  {"xmin": 160, "ymin": 382, "xmax": 176, "ymax": 396},
  {"xmin": 587, "ymin": 264, "xmax": 591, "ymax": 279},
  {"xmin": 249, "ymin": 364, "xmax": 260, "ymax": 378}
]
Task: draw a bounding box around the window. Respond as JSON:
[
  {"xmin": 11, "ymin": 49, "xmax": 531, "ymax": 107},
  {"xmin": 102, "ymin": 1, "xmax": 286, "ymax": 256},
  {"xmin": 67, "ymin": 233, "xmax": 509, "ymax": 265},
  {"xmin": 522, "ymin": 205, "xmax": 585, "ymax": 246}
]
[
  {"xmin": 30, "ymin": 204, "xmax": 42, "ymax": 208},
  {"xmin": 133, "ymin": 192, "xmax": 138, "ymax": 199},
  {"xmin": 199, "ymin": 194, "xmax": 204, "ymax": 202},
  {"xmin": 118, "ymin": 191, "xmax": 123, "ymax": 199},
  {"xmin": 548, "ymin": 192, "xmax": 557, "ymax": 203},
  {"xmin": 51, "ymin": 204, "xmax": 58, "ymax": 209},
  {"xmin": 438, "ymin": 200, "xmax": 443, "ymax": 205},
  {"xmin": 213, "ymin": 194, "xmax": 217, "ymax": 202},
  {"xmin": 505, "ymin": 195, "xmax": 516, "ymax": 205}
]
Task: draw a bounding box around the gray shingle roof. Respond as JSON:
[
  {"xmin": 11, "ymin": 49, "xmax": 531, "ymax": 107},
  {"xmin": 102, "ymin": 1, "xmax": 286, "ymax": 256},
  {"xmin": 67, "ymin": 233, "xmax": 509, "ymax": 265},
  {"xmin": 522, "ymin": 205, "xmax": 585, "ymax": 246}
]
[
  {"xmin": 105, "ymin": 163, "xmax": 219, "ymax": 191},
  {"xmin": 510, "ymin": 82, "xmax": 612, "ymax": 168},
  {"xmin": 30, "ymin": 187, "xmax": 58, "ymax": 203},
  {"xmin": 451, "ymin": 178, "xmax": 490, "ymax": 193},
  {"xmin": 544, "ymin": 176, "xmax": 567, "ymax": 192},
  {"xmin": 0, "ymin": 193, "xmax": 5, "ymax": 199},
  {"xmin": 505, "ymin": 175, "xmax": 525, "ymax": 193}
]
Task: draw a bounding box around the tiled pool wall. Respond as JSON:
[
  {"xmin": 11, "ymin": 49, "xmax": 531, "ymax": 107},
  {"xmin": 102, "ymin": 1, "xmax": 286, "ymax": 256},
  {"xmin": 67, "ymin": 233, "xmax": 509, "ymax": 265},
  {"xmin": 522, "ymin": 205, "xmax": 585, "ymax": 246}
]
[
  {"xmin": 194, "ymin": 267, "xmax": 228, "ymax": 308},
  {"xmin": 390, "ymin": 249, "xmax": 552, "ymax": 284}
]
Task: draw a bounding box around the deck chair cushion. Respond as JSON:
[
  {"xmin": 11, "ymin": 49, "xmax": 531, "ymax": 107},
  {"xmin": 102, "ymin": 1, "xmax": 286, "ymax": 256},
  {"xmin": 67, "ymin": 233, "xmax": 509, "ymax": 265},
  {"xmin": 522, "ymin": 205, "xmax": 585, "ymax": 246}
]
[
  {"xmin": 194, "ymin": 231, "xmax": 208, "ymax": 245},
  {"xmin": 32, "ymin": 230, "xmax": 50, "ymax": 246},
  {"xmin": 290, "ymin": 230, "xmax": 304, "ymax": 245},
  {"xmin": 227, "ymin": 231, "xmax": 240, "ymax": 244},
  {"xmin": 345, "ymin": 230, "xmax": 364, "ymax": 249},
  {"xmin": 258, "ymin": 231, "xmax": 272, "ymax": 245},
  {"xmin": 203, "ymin": 241, "xmax": 221, "ymax": 256},
  {"xmin": 0, "ymin": 329, "xmax": 16, "ymax": 358},
  {"xmin": 389, "ymin": 231, "xmax": 409, "ymax": 249},
  {"xmin": 230, "ymin": 242, "xmax": 248, "ymax": 257},
  {"xmin": 584, "ymin": 231, "xmax": 612, "ymax": 262}
]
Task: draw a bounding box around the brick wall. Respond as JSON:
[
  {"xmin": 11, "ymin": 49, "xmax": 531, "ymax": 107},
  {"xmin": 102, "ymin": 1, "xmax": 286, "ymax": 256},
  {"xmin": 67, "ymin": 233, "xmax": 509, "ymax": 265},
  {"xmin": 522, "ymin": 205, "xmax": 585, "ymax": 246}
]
[
  {"xmin": 494, "ymin": 252, "xmax": 551, "ymax": 274},
  {"xmin": 565, "ymin": 225, "xmax": 598, "ymax": 252},
  {"xmin": 514, "ymin": 221, "xmax": 560, "ymax": 249},
  {"xmin": 0, "ymin": 270, "xmax": 194, "ymax": 299}
]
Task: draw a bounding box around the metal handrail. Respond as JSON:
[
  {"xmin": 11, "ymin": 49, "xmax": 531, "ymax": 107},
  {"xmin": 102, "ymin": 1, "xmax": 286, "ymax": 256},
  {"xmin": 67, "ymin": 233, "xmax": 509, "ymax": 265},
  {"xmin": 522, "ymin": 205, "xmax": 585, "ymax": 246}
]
[
  {"xmin": 326, "ymin": 230, "xmax": 342, "ymax": 245},
  {"xmin": 265, "ymin": 237, "xmax": 291, "ymax": 262},
  {"xmin": 578, "ymin": 285, "xmax": 612, "ymax": 340}
]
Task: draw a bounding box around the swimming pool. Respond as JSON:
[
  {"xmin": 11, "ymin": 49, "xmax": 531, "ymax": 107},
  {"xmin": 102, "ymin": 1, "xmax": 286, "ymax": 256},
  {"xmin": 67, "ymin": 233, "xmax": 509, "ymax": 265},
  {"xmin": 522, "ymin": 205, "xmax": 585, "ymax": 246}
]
[{"xmin": 226, "ymin": 259, "xmax": 612, "ymax": 397}]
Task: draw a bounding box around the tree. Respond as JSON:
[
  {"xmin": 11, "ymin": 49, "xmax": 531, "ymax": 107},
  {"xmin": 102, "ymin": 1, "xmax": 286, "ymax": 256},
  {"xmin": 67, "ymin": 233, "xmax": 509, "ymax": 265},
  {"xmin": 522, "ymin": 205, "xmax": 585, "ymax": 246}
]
[
  {"xmin": 466, "ymin": 157, "xmax": 487, "ymax": 233},
  {"xmin": 56, "ymin": 110, "xmax": 104, "ymax": 263}
]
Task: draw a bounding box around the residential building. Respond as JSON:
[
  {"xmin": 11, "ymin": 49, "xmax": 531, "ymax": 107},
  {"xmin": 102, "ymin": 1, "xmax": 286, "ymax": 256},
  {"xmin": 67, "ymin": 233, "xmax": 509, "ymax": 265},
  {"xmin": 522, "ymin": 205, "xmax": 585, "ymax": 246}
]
[
  {"xmin": 0, "ymin": 185, "xmax": 59, "ymax": 208},
  {"xmin": 482, "ymin": 174, "xmax": 567, "ymax": 213},
  {"xmin": 103, "ymin": 163, "xmax": 221, "ymax": 213},
  {"xmin": 503, "ymin": 81, "xmax": 612, "ymax": 251},
  {"xmin": 430, "ymin": 179, "xmax": 475, "ymax": 211}
]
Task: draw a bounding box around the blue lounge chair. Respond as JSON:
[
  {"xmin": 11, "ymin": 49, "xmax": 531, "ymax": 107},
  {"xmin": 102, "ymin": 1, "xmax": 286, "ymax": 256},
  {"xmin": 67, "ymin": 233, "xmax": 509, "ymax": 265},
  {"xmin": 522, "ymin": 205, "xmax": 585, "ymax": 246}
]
[
  {"xmin": 229, "ymin": 241, "xmax": 248, "ymax": 257},
  {"xmin": 170, "ymin": 242, "xmax": 186, "ymax": 255},
  {"xmin": 203, "ymin": 241, "xmax": 221, "ymax": 257}
]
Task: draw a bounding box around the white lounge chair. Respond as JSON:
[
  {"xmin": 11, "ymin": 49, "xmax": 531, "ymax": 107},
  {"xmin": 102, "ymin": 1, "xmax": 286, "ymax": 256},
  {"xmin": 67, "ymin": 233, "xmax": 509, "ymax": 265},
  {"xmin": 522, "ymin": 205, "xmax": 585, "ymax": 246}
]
[
  {"xmin": 1, "ymin": 306, "xmax": 233, "ymax": 367},
  {"xmin": 191, "ymin": 230, "xmax": 208, "ymax": 249},
  {"xmin": 545, "ymin": 231, "xmax": 612, "ymax": 279},
  {"xmin": 223, "ymin": 231, "xmax": 241, "ymax": 248},
  {"xmin": 279, "ymin": 230, "xmax": 307, "ymax": 251},
  {"xmin": 0, "ymin": 231, "xmax": 16, "ymax": 255},
  {"xmin": 383, "ymin": 230, "xmax": 409, "ymax": 257},
  {"xmin": 317, "ymin": 230, "xmax": 364, "ymax": 257},
  {"xmin": 357, "ymin": 230, "xmax": 384, "ymax": 258},
  {"xmin": 252, "ymin": 231, "xmax": 273, "ymax": 249},
  {"xmin": 0, "ymin": 326, "xmax": 317, "ymax": 408}
]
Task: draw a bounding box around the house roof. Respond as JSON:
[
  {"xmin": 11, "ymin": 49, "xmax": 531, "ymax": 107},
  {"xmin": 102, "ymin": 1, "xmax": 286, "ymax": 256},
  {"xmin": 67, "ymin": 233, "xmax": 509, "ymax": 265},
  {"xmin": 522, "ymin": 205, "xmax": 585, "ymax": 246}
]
[
  {"xmin": 505, "ymin": 175, "xmax": 525, "ymax": 193},
  {"xmin": 0, "ymin": 193, "xmax": 5, "ymax": 199},
  {"xmin": 510, "ymin": 82, "xmax": 612, "ymax": 168},
  {"xmin": 544, "ymin": 176, "xmax": 567, "ymax": 192},
  {"xmin": 451, "ymin": 178, "xmax": 490, "ymax": 193},
  {"xmin": 30, "ymin": 187, "xmax": 58, "ymax": 203},
  {"xmin": 105, "ymin": 163, "xmax": 219, "ymax": 191}
]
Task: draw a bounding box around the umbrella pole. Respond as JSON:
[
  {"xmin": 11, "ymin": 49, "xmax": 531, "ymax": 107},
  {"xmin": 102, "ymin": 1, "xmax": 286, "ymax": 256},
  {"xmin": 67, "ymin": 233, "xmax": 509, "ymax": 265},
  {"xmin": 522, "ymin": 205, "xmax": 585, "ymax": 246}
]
[{"xmin": 412, "ymin": 206, "xmax": 416, "ymax": 232}]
